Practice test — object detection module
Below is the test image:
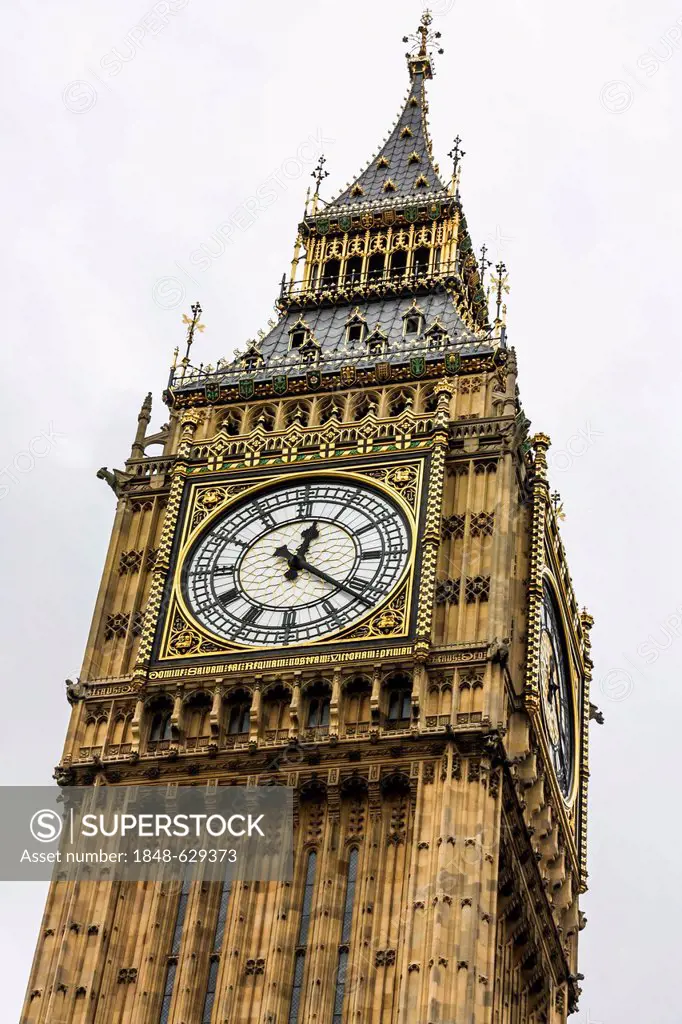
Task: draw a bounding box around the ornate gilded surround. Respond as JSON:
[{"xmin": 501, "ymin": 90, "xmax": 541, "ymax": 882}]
[{"xmin": 151, "ymin": 453, "xmax": 432, "ymax": 667}]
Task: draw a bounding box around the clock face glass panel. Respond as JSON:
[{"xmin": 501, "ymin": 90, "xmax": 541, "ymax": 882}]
[
  {"xmin": 182, "ymin": 478, "xmax": 411, "ymax": 648},
  {"xmin": 539, "ymin": 581, "xmax": 575, "ymax": 799}
]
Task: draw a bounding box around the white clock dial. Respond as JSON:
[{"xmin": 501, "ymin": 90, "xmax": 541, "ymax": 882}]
[
  {"xmin": 182, "ymin": 478, "xmax": 411, "ymax": 648},
  {"xmin": 539, "ymin": 581, "xmax": 575, "ymax": 799}
]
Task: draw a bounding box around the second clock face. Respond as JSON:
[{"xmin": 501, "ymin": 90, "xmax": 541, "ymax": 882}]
[
  {"xmin": 539, "ymin": 581, "xmax": 575, "ymax": 799},
  {"xmin": 182, "ymin": 478, "xmax": 411, "ymax": 648}
]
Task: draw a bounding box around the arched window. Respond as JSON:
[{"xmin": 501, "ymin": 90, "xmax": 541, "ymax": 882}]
[
  {"xmin": 389, "ymin": 249, "xmax": 408, "ymax": 277},
  {"xmin": 385, "ymin": 673, "xmax": 412, "ymax": 725},
  {"xmin": 306, "ymin": 682, "xmax": 331, "ymax": 733},
  {"xmin": 185, "ymin": 693, "xmax": 212, "ymax": 747},
  {"xmin": 332, "ymin": 847, "xmax": 359, "ymax": 1024},
  {"xmin": 344, "ymin": 676, "xmax": 371, "ymax": 736},
  {"xmin": 321, "ymin": 259, "xmax": 341, "ymax": 288},
  {"xmin": 387, "ymin": 689, "xmax": 411, "ymax": 721},
  {"xmin": 93, "ymin": 718, "xmax": 108, "ymax": 748},
  {"xmin": 288, "ymin": 850, "xmax": 317, "ymax": 1024},
  {"xmin": 111, "ymin": 716, "xmax": 126, "ymax": 745},
  {"xmin": 109, "ymin": 715, "xmax": 132, "ymax": 755},
  {"xmin": 149, "ymin": 707, "xmax": 173, "ymax": 743},
  {"xmin": 307, "ymin": 697, "xmax": 330, "ymax": 729},
  {"xmin": 413, "ymin": 246, "xmax": 430, "ymax": 276},
  {"xmin": 227, "ymin": 692, "xmax": 251, "ymax": 736},
  {"xmin": 345, "ymin": 255, "xmax": 363, "ymax": 283},
  {"xmin": 367, "ymin": 252, "xmax": 385, "ymax": 279},
  {"xmin": 262, "ymin": 685, "xmax": 291, "ymax": 742}
]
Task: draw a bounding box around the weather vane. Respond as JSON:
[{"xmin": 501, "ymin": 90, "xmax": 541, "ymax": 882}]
[
  {"xmin": 181, "ymin": 302, "xmax": 205, "ymax": 365},
  {"xmin": 403, "ymin": 10, "xmax": 444, "ymax": 61}
]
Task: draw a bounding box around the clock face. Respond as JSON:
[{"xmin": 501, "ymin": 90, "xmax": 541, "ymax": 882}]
[
  {"xmin": 539, "ymin": 582, "xmax": 575, "ymax": 799},
  {"xmin": 181, "ymin": 478, "xmax": 411, "ymax": 648}
]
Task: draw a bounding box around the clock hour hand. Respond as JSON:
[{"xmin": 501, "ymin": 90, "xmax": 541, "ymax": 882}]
[
  {"xmin": 274, "ymin": 543, "xmax": 300, "ymax": 581},
  {"xmin": 274, "ymin": 522, "xmax": 320, "ymax": 580}
]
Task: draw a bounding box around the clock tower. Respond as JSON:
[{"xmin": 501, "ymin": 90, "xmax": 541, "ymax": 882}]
[{"xmin": 23, "ymin": 14, "xmax": 595, "ymax": 1024}]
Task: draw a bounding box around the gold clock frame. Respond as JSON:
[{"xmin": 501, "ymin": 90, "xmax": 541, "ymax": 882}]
[
  {"xmin": 539, "ymin": 569, "xmax": 581, "ymax": 810},
  {"xmin": 154, "ymin": 460, "xmax": 426, "ymax": 663}
]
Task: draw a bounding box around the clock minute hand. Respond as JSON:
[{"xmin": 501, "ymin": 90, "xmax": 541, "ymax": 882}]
[{"xmin": 295, "ymin": 556, "xmax": 374, "ymax": 608}]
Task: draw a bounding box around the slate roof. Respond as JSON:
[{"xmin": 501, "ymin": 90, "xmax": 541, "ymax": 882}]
[
  {"xmin": 170, "ymin": 289, "xmax": 494, "ymax": 394},
  {"xmin": 326, "ymin": 69, "xmax": 449, "ymax": 211}
]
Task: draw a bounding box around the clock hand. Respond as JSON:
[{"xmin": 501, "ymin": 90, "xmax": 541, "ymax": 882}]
[
  {"xmin": 297, "ymin": 522, "xmax": 319, "ymax": 560},
  {"xmin": 274, "ymin": 544, "xmax": 302, "ymax": 581},
  {"xmin": 294, "ymin": 556, "xmax": 374, "ymax": 607},
  {"xmin": 274, "ymin": 522, "xmax": 320, "ymax": 580}
]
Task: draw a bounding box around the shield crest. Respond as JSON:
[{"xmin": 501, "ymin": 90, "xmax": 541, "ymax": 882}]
[
  {"xmin": 375, "ymin": 361, "xmax": 391, "ymax": 382},
  {"xmin": 339, "ymin": 214, "xmax": 352, "ymax": 233},
  {"xmin": 382, "ymin": 209, "xmax": 397, "ymax": 226},
  {"xmin": 404, "ymin": 205, "xmax": 419, "ymax": 224},
  {"xmin": 340, "ymin": 365, "xmax": 356, "ymax": 387},
  {"xmin": 316, "ymin": 218, "xmax": 330, "ymax": 236},
  {"xmin": 428, "ymin": 201, "xmax": 442, "ymax": 219},
  {"xmin": 445, "ymin": 352, "xmax": 461, "ymax": 374},
  {"xmin": 204, "ymin": 381, "xmax": 221, "ymax": 403},
  {"xmin": 307, "ymin": 369, "xmax": 322, "ymax": 389},
  {"xmin": 238, "ymin": 377, "xmax": 254, "ymax": 400},
  {"xmin": 410, "ymin": 355, "xmax": 426, "ymax": 377},
  {"xmin": 361, "ymin": 212, "xmax": 374, "ymax": 229},
  {"xmin": 273, "ymin": 374, "xmax": 288, "ymax": 395}
]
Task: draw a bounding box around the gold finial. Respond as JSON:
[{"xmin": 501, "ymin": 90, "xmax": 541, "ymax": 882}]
[
  {"xmin": 448, "ymin": 136, "xmax": 466, "ymax": 187},
  {"xmin": 403, "ymin": 10, "xmax": 444, "ymax": 74},
  {"xmin": 181, "ymin": 302, "xmax": 205, "ymax": 368},
  {"xmin": 551, "ymin": 491, "xmax": 566, "ymax": 521},
  {"xmin": 490, "ymin": 262, "xmax": 510, "ymax": 325},
  {"xmin": 310, "ymin": 155, "xmax": 329, "ymax": 214},
  {"xmin": 171, "ymin": 346, "xmax": 179, "ymax": 370}
]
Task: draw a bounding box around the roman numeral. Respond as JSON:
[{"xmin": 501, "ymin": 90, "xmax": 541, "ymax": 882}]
[
  {"xmin": 217, "ymin": 589, "xmax": 239, "ymax": 606},
  {"xmin": 322, "ymin": 600, "xmax": 342, "ymax": 626},
  {"xmin": 242, "ymin": 606, "xmax": 263, "ymax": 626},
  {"xmin": 254, "ymin": 502, "xmax": 275, "ymax": 528},
  {"xmin": 361, "ymin": 550, "xmax": 382, "ymax": 560},
  {"xmin": 356, "ymin": 519, "xmax": 387, "ymax": 536},
  {"xmin": 283, "ymin": 609, "xmax": 297, "ymax": 631}
]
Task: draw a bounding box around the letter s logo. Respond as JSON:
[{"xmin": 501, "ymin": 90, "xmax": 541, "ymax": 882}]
[{"xmin": 30, "ymin": 809, "xmax": 63, "ymax": 843}]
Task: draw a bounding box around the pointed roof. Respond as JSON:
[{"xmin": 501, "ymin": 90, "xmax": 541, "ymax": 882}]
[{"xmin": 326, "ymin": 51, "xmax": 448, "ymax": 211}]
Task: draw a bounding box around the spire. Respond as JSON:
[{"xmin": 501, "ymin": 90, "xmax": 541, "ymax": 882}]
[{"xmin": 325, "ymin": 12, "xmax": 448, "ymax": 211}]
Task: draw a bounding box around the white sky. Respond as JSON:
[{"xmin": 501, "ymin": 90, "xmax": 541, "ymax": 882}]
[{"xmin": 2, "ymin": 0, "xmax": 681, "ymax": 1019}]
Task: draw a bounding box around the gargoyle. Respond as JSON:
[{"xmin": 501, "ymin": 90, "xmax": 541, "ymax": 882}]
[
  {"xmin": 589, "ymin": 702, "xmax": 605, "ymax": 725},
  {"xmin": 65, "ymin": 678, "xmax": 87, "ymax": 704},
  {"xmin": 97, "ymin": 466, "xmax": 132, "ymax": 497}
]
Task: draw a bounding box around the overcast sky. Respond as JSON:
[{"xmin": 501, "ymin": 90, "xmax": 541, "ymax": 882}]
[{"xmin": 2, "ymin": 0, "xmax": 681, "ymax": 1018}]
